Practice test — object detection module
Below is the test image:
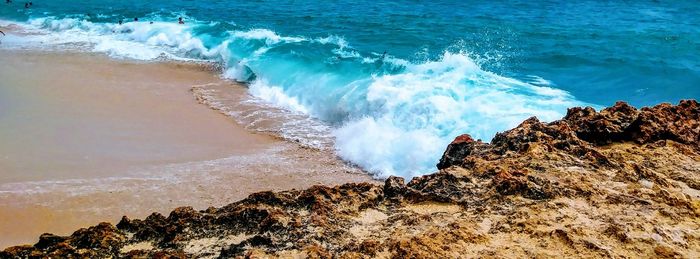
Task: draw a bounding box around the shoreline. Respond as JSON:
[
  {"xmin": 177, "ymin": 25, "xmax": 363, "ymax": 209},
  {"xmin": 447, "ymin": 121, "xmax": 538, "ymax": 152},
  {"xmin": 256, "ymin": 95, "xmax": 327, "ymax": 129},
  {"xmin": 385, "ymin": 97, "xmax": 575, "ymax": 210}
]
[{"xmin": 0, "ymin": 49, "xmax": 377, "ymax": 248}]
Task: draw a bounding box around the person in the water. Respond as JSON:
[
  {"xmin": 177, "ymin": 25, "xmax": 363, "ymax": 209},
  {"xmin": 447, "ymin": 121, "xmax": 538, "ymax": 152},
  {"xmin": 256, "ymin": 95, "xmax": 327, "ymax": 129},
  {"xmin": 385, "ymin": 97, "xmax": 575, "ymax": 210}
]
[
  {"xmin": 24, "ymin": 2, "xmax": 28, "ymax": 8},
  {"xmin": 178, "ymin": 17, "xmax": 185, "ymax": 24},
  {"xmin": 134, "ymin": 17, "xmax": 138, "ymax": 22},
  {"xmin": 118, "ymin": 19, "xmax": 123, "ymax": 25},
  {"xmin": 373, "ymin": 51, "xmax": 388, "ymax": 71}
]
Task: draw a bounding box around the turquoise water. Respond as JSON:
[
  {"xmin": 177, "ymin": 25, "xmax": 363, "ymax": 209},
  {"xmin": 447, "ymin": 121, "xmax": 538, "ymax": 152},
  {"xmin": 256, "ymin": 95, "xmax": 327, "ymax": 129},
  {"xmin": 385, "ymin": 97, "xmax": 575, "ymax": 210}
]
[{"xmin": 1, "ymin": 1, "xmax": 698, "ymax": 178}]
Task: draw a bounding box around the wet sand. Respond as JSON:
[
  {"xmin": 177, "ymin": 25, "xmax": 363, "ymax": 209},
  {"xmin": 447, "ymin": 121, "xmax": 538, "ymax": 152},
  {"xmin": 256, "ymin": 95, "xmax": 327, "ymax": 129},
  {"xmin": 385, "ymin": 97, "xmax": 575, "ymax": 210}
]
[{"xmin": 0, "ymin": 50, "xmax": 375, "ymax": 248}]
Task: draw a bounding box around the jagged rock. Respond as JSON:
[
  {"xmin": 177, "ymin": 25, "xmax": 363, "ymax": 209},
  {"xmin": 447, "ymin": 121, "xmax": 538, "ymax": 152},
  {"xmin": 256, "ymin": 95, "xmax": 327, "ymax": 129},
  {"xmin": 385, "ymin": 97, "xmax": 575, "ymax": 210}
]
[
  {"xmin": 437, "ymin": 134, "xmax": 483, "ymax": 169},
  {"xmin": 3, "ymin": 100, "xmax": 699, "ymax": 258},
  {"xmin": 1, "ymin": 223, "xmax": 126, "ymax": 258},
  {"xmin": 383, "ymin": 176, "xmax": 406, "ymax": 199},
  {"xmin": 566, "ymin": 100, "xmax": 700, "ymax": 145},
  {"xmin": 34, "ymin": 234, "xmax": 66, "ymax": 249}
]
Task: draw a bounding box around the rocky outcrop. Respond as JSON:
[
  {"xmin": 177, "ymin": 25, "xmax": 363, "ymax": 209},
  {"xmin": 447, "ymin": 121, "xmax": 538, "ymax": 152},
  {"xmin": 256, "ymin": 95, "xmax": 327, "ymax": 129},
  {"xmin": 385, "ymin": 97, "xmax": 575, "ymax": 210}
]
[{"xmin": 3, "ymin": 100, "xmax": 700, "ymax": 258}]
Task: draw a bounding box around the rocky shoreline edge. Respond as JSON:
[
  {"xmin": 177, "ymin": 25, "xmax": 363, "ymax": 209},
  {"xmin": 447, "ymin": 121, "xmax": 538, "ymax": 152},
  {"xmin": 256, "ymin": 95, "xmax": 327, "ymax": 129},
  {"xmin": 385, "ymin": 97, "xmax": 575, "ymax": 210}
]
[{"xmin": 2, "ymin": 100, "xmax": 699, "ymax": 258}]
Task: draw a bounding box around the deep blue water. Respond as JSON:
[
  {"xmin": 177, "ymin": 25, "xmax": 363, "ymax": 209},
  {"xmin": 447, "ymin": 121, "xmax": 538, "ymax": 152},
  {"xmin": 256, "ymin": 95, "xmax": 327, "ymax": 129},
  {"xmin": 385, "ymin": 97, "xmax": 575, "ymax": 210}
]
[{"xmin": 1, "ymin": 0, "xmax": 698, "ymax": 178}]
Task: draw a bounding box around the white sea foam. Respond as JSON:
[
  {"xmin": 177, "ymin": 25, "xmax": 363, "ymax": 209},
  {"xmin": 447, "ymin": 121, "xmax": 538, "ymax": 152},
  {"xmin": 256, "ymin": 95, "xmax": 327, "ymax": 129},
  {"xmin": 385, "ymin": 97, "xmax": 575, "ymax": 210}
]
[
  {"xmin": 527, "ymin": 75, "xmax": 555, "ymax": 87},
  {"xmin": 231, "ymin": 29, "xmax": 306, "ymax": 45},
  {"xmin": 8, "ymin": 17, "xmax": 214, "ymax": 61},
  {"xmin": 248, "ymin": 79, "xmax": 310, "ymax": 114},
  {"xmin": 333, "ymin": 52, "xmax": 580, "ymax": 178}
]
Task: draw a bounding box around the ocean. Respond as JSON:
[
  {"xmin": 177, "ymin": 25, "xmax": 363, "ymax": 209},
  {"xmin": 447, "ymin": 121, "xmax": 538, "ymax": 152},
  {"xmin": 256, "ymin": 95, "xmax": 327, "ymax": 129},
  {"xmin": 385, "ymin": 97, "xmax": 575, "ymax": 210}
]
[{"xmin": 1, "ymin": 0, "xmax": 698, "ymax": 178}]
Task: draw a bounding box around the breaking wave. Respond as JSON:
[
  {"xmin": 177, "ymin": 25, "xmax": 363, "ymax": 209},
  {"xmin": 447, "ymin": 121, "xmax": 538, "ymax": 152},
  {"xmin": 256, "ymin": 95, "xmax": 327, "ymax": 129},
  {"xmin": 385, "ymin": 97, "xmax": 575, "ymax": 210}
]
[{"xmin": 1, "ymin": 16, "xmax": 586, "ymax": 178}]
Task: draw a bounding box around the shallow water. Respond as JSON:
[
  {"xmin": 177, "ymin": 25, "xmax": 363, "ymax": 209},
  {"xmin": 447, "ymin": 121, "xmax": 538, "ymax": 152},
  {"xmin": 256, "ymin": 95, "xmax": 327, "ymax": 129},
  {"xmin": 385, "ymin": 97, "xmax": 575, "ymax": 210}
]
[{"xmin": 1, "ymin": 0, "xmax": 698, "ymax": 178}]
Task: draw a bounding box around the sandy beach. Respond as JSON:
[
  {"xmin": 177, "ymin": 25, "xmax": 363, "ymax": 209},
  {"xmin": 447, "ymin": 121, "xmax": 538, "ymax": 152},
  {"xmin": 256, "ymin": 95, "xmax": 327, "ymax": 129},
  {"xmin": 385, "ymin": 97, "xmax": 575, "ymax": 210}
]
[{"xmin": 0, "ymin": 50, "xmax": 375, "ymax": 248}]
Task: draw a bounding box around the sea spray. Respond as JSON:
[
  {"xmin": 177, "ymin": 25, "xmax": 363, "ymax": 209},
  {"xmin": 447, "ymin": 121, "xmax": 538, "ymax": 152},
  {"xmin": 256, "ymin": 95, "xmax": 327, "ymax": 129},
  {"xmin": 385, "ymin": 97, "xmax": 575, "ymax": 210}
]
[{"xmin": 332, "ymin": 52, "xmax": 580, "ymax": 177}]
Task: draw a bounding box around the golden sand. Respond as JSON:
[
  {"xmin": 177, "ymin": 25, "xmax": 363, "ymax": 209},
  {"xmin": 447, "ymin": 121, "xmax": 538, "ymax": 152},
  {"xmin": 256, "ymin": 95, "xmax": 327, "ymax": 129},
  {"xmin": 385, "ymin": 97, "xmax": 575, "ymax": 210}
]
[{"xmin": 0, "ymin": 50, "xmax": 376, "ymax": 248}]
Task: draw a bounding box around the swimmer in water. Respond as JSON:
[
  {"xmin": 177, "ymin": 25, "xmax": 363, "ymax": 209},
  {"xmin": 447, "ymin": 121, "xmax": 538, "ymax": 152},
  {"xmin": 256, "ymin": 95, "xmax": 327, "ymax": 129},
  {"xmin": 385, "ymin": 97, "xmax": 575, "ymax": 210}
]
[
  {"xmin": 134, "ymin": 17, "xmax": 138, "ymax": 22},
  {"xmin": 178, "ymin": 17, "xmax": 185, "ymax": 24},
  {"xmin": 118, "ymin": 19, "xmax": 123, "ymax": 25},
  {"xmin": 24, "ymin": 2, "xmax": 28, "ymax": 8}
]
